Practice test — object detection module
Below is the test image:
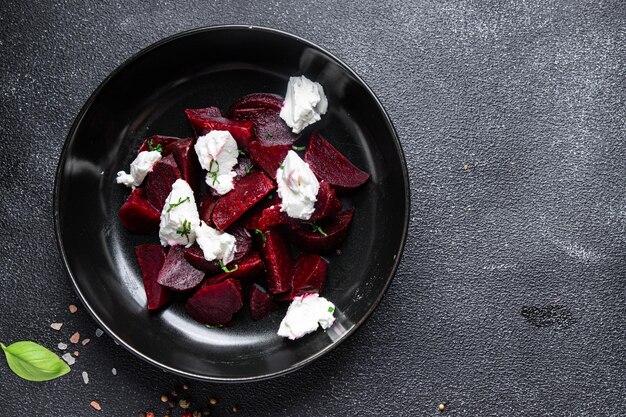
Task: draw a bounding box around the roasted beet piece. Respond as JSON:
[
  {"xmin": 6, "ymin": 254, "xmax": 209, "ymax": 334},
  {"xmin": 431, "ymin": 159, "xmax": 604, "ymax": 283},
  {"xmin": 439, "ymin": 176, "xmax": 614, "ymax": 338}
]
[
  {"xmin": 137, "ymin": 135, "xmax": 179, "ymax": 153},
  {"xmin": 212, "ymin": 170, "xmax": 276, "ymax": 230},
  {"xmin": 311, "ymin": 181, "xmax": 342, "ymax": 221},
  {"xmin": 229, "ymin": 107, "xmax": 276, "ymax": 120},
  {"xmin": 249, "ymin": 284, "xmax": 279, "ymax": 321},
  {"xmin": 259, "ymin": 228, "xmax": 293, "ymax": 294},
  {"xmin": 246, "ymin": 203, "xmax": 291, "ymax": 230},
  {"xmin": 253, "ymin": 112, "xmax": 299, "ymax": 146},
  {"xmin": 163, "ymin": 138, "xmax": 201, "ymax": 195},
  {"xmin": 248, "ymin": 141, "xmax": 290, "ymax": 179},
  {"xmin": 157, "ymin": 246, "xmax": 205, "ymax": 292},
  {"xmin": 184, "ymin": 107, "xmax": 222, "ymax": 123},
  {"xmin": 304, "ymin": 131, "xmax": 369, "ymax": 192},
  {"xmin": 230, "ymin": 226, "xmax": 253, "ymax": 262},
  {"xmin": 291, "ymin": 254, "xmax": 329, "ymax": 298},
  {"xmin": 199, "ymin": 194, "xmax": 217, "ymax": 226},
  {"xmin": 185, "ymin": 113, "xmax": 254, "ymax": 150},
  {"xmin": 291, "ymin": 208, "xmax": 355, "ymax": 253},
  {"xmin": 134, "ymin": 244, "xmax": 171, "ymax": 310},
  {"xmin": 185, "ymin": 279, "xmax": 243, "ymax": 326},
  {"xmin": 118, "ymin": 188, "xmax": 160, "ymax": 234},
  {"xmin": 182, "ymin": 244, "xmax": 222, "ymax": 274},
  {"xmin": 201, "ymin": 252, "xmax": 265, "ymax": 287},
  {"xmin": 228, "ymin": 93, "xmax": 283, "ymax": 114},
  {"xmin": 144, "ymin": 154, "xmax": 183, "ymax": 211}
]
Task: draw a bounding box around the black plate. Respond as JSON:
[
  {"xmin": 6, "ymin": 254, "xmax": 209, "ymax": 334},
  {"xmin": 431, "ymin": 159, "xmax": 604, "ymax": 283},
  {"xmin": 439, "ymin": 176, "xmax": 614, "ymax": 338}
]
[{"xmin": 54, "ymin": 26, "xmax": 409, "ymax": 382}]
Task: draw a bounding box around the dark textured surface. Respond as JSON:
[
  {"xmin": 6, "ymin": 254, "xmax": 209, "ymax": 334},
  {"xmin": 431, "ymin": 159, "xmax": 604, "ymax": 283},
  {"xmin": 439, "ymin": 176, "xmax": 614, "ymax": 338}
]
[{"xmin": 0, "ymin": 0, "xmax": 625, "ymax": 415}]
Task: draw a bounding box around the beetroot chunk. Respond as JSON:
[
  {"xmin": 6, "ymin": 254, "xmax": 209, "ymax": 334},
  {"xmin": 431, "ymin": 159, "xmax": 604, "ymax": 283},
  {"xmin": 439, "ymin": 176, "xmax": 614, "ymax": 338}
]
[
  {"xmin": 137, "ymin": 135, "xmax": 180, "ymax": 153},
  {"xmin": 199, "ymin": 193, "xmax": 218, "ymax": 226},
  {"xmin": 157, "ymin": 246, "xmax": 205, "ymax": 292},
  {"xmin": 304, "ymin": 131, "xmax": 369, "ymax": 192},
  {"xmin": 201, "ymin": 252, "xmax": 265, "ymax": 287},
  {"xmin": 183, "ymin": 244, "xmax": 222, "ymax": 274},
  {"xmin": 184, "ymin": 107, "xmax": 222, "ymax": 122},
  {"xmin": 249, "ymin": 284, "xmax": 279, "ymax": 321},
  {"xmin": 212, "ymin": 170, "xmax": 276, "ymax": 230},
  {"xmin": 252, "ymin": 112, "xmax": 299, "ymax": 146},
  {"xmin": 144, "ymin": 154, "xmax": 183, "ymax": 211},
  {"xmin": 186, "ymin": 114, "xmax": 254, "ymax": 150},
  {"xmin": 248, "ymin": 141, "xmax": 290, "ymax": 179},
  {"xmin": 291, "ymin": 208, "xmax": 355, "ymax": 253},
  {"xmin": 259, "ymin": 228, "xmax": 293, "ymax": 294},
  {"xmin": 228, "ymin": 93, "xmax": 283, "ymax": 115},
  {"xmin": 230, "ymin": 226, "xmax": 253, "ymax": 262},
  {"xmin": 163, "ymin": 138, "xmax": 201, "ymax": 196},
  {"xmin": 134, "ymin": 244, "xmax": 171, "ymax": 310},
  {"xmin": 118, "ymin": 188, "xmax": 160, "ymax": 234},
  {"xmin": 291, "ymin": 254, "xmax": 329, "ymax": 299},
  {"xmin": 311, "ymin": 181, "xmax": 342, "ymax": 221},
  {"xmin": 186, "ymin": 279, "xmax": 243, "ymax": 326}
]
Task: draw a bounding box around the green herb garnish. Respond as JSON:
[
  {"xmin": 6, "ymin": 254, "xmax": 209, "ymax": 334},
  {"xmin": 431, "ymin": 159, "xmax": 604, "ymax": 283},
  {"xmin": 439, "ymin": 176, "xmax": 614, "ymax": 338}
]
[
  {"xmin": 254, "ymin": 229, "xmax": 266, "ymax": 246},
  {"xmin": 219, "ymin": 260, "xmax": 239, "ymax": 274},
  {"xmin": 238, "ymin": 149, "xmax": 246, "ymax": 157},
  {"xmin": 328, "ymin": 306, "xmax": 335, "ymax": 313},
  {"xmin": 147, "ymin": 139, "xmax": 163, "ymax": 153},
  {"xmin": 1, "ymin": 341, "xmax": 71, "ymax": 382},
  {"xmin": 265, "ymin": 132, "xmax": 273, "ymax": 138},
  {"xmin": 208, "ymin": 160, "xmax": 220, "ymax": 185},
  {"xmin": 306, "ymin": 222, "xmax": 328, "ymax": 237},
  {"xmin": 245, "ymin": 165, "xmax": 252, "ymax": 174},
  {"xmin": 279, "ymin": 164, "xmax": 284, "ymax": 170},
  {"xmin": 176, "ymin": 219, "xmax": 192, "ymax": 242},
  {"xmin": 268, "ymin": 194, "xmax": 273, "ymax": 200},
  {"xmin": 167, "ymin": 196, "xmax": 190, "ymax": 213},
  {"xmin": 292, "ymin": 145, "xmax": 306, "ymax": 151}
]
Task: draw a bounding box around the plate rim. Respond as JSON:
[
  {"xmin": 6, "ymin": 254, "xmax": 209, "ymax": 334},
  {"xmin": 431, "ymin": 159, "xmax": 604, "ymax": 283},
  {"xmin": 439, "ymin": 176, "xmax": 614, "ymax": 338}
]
[{"xmin": 53, "ymin": 24, "xmax": 411, "ymax": 382}]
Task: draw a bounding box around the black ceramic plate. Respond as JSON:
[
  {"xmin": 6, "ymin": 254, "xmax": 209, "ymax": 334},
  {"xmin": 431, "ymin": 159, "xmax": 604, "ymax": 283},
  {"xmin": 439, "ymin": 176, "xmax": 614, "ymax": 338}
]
[{"xmin": 54, "ymin": 26, "xmax": 409, "ymax": 382}]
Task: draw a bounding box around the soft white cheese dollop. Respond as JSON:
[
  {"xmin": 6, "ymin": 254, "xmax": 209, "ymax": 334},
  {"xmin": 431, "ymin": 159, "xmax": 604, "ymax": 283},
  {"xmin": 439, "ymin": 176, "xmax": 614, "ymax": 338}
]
[
  {"xmin": 276, "ymin": 150, "xmax": 319, "ymax": 220},
  {"xmin": 116, "ymin": 150, "xmax": 161, "ymax": 188},
  {"xmin": 277, "ymin": 293, "xmax": 336, "ymax": 340},
  {"xmin": 159, "ymin": 179, "xmax": 200, "ymax": 247},
  {"xmin": 279, "ymin": 75, "xmax": 328, "ymax": 134},
  {"xmin": 194, "ymin": 130, "xmax": 239, "ymax": 195},
  {"xmin": 195, "ymin": 221, "xmax": 237, "ymax": 265}
]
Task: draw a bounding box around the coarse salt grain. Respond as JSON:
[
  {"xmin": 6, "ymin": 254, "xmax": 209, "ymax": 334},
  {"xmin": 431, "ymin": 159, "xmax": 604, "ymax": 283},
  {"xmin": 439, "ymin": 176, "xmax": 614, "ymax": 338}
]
[
  {"xmin": 82, "ymin": 371, "xmax": 89, "ymax": 384},
  {"xmin": 69, "ymin": 305, "xmax": 78, "ymax": 313},
  {"xmin": 81, "ymin": 338, "xmax": 90, "ymax": 346},
  {"xmin": 95, "ymin": 328, "xmax": 104, "ymax": 337},
  {"xmin": 50, "ymin": 323, "xmax": 63, "ymax": 330},
  {"xmin": 61, "ymin": 353, "xmax": 75, "ymax": 366},
  {"xmin": 111, "ymin": 368, "xmax": 117, "ymax": 375},
  {"xmin": 58, "ymin": 342, "xmax": 68, "ymax": 350},
  {"xmin": 90, "ymin": 401, "xmax": 101, "ymax": 411},
  {"xmin": 70, "ymin": 332, "xmax": 80, "ymax": 344}
]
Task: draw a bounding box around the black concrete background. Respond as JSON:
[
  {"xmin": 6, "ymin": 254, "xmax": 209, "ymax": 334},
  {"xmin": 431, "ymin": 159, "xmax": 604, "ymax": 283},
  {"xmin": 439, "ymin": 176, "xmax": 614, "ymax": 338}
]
[{"xmin": 1, "ymin": 1, "xmax": 625, "ymax": 416}]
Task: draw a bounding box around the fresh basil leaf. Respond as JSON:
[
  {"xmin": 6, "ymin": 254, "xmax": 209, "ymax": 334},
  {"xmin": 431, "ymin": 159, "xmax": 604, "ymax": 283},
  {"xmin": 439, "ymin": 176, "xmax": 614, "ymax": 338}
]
[{"xmin": 1, "ymin": 341, "xmax": 71, "ymax": 382}]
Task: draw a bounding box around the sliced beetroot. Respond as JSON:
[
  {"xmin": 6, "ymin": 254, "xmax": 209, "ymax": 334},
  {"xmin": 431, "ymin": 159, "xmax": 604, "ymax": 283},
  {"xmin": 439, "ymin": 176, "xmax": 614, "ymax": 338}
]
[
  {"xmin": 253, "ymin": 112, "xmax": 299, "ymax": 146},
  {"xmin": 182, "ymin": 244, "xmax": 222, "ymax": 274},
  {"xmin": 144, "ymin": 154, "xmax": 183, "ymax": 210},
  {"xmin": 233, "ymin": 156, "xmax": 253, "ymax": 181},
  {"xmin": 229, "ymin": 226, "xmax": 253, "ymax": 262},
  {"xmin": 163, "ymin": 138, "xmax": 201, "ymax": 195},
  {"xmin": 157, "ymin": 246, "xmax": 205, "ymax": 292},
  {"xmin": 118, "ymin": 188, "xmax": 160, "ymax": 234},
  {"xmin": 134, "ymin": 244, "xmax": 171, "ymax": 310},
  {"xmin": 291, "ymin": 208, "xmax": 355, "ymax": 253},
  {"xmin": 228, "ymin": 93, "xmax": 283, "ymax": 114},
  {"xmin": 185, "ymin": 279, "xmax": 243, "ymax": 326},
  {"xmin": 259, "ymin": 228, "xmax": 293, "ymax": 294},
  {"xmin": 249, "ymin": 284, "xmax": 279, "ymax": 321},
  {"xmin": 184, "ymin": 107, "xmax": 222, "ymax": 123},
  {"xmin": 248, "ymin": 141, "xmax": 290, "ymax": 179},
  {"xmin": 248, "ymin": 203, "xmax": 291, "ymax": 230},
  {"xmin": 186, "ymin": 114, "xmax": 254, "ymax": 150},
  {"xmin": 201, "ymin": 252, "xmax": 265, "ymax": 287},
  {"xmin": 311, "ymin": 181, "xmax": 342, "ymax": 221},
  {"xmin": 229, "ymin": 107, "xmax": 276, "ymax": 120},
  {"xmin": 304, "ymin": 131, "xmax": 370, "ymax": 192},
  {"xmin": 137, "ymin": 135, "xmax": 179, "ymax": 153},
  {"xmin": 291, "ymin": 254, "xmax": 329, "ymax": 298},
  {"xmin": 199, "ymin": 194, "xmax": 217, "ymax": 226},
  {"xmin": 212, "ymin": 170, "xmax": 276, "ymax": 230}
]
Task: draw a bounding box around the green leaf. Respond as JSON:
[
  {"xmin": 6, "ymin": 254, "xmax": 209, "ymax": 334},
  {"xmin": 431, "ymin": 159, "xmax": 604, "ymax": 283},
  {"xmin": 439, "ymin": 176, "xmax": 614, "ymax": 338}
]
[
  {"xmin": 328, "ymin": 306, "xmax": 335, "ymax": 313},
  {"xmin": 1, "ymin": 341, "xmax": 71, "ymax": 382},
  {"xmin": 219, "ymin": 260, "xmax": 239, "ymax": 273}
]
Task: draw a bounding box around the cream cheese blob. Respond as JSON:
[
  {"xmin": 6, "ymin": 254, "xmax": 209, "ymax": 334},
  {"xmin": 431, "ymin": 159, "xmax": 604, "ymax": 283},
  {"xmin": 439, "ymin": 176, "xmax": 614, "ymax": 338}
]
[
  {"xmin": 116, "ymin": 150, "xmax": 162, "ymax": 188},
  {"xmin": 276, "ymin": 150, "xmax": 320, "ymax": 220},
  {"xmin": 158, "ymin": 179, "xmax": 200, "ymax": 247},
  {"xmin": 194, "ymin": 130, "xmax": 239, "ymax": 195},
  {"xmin": 277, "ymin": 293, "xmax": 336, "ymax": 340},
  {"xmin": 195, "ymin": 221, "xmax": 237, "ymax": 265},
  {"xmin": 279, "ymin": 75, "xmax": 328, "ymax": 134}
]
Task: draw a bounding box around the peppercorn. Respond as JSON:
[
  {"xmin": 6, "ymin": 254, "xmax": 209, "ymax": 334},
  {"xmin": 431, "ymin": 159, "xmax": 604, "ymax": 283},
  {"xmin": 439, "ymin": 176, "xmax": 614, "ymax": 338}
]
[
  {"xmin": 232, "ymin": 404, "xmax": 240, "ymax": 413},
  {"xmin": 183, "ymin": 383, "xmax": 190, "ymax": 390},
  {"xmin": 438, "ymin": 403, "xmax": 446, "ymax": 412},
  {"xmin": 161, "ymin": 395, "xmax": 169, "ymax": 403},
  {"xmin": 209, "ymin": 398, "xmax": 218, "ymax": 405},
  {"xmin": 179, "ymin": 399, "xmax": 191, "ymax": 409}
]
